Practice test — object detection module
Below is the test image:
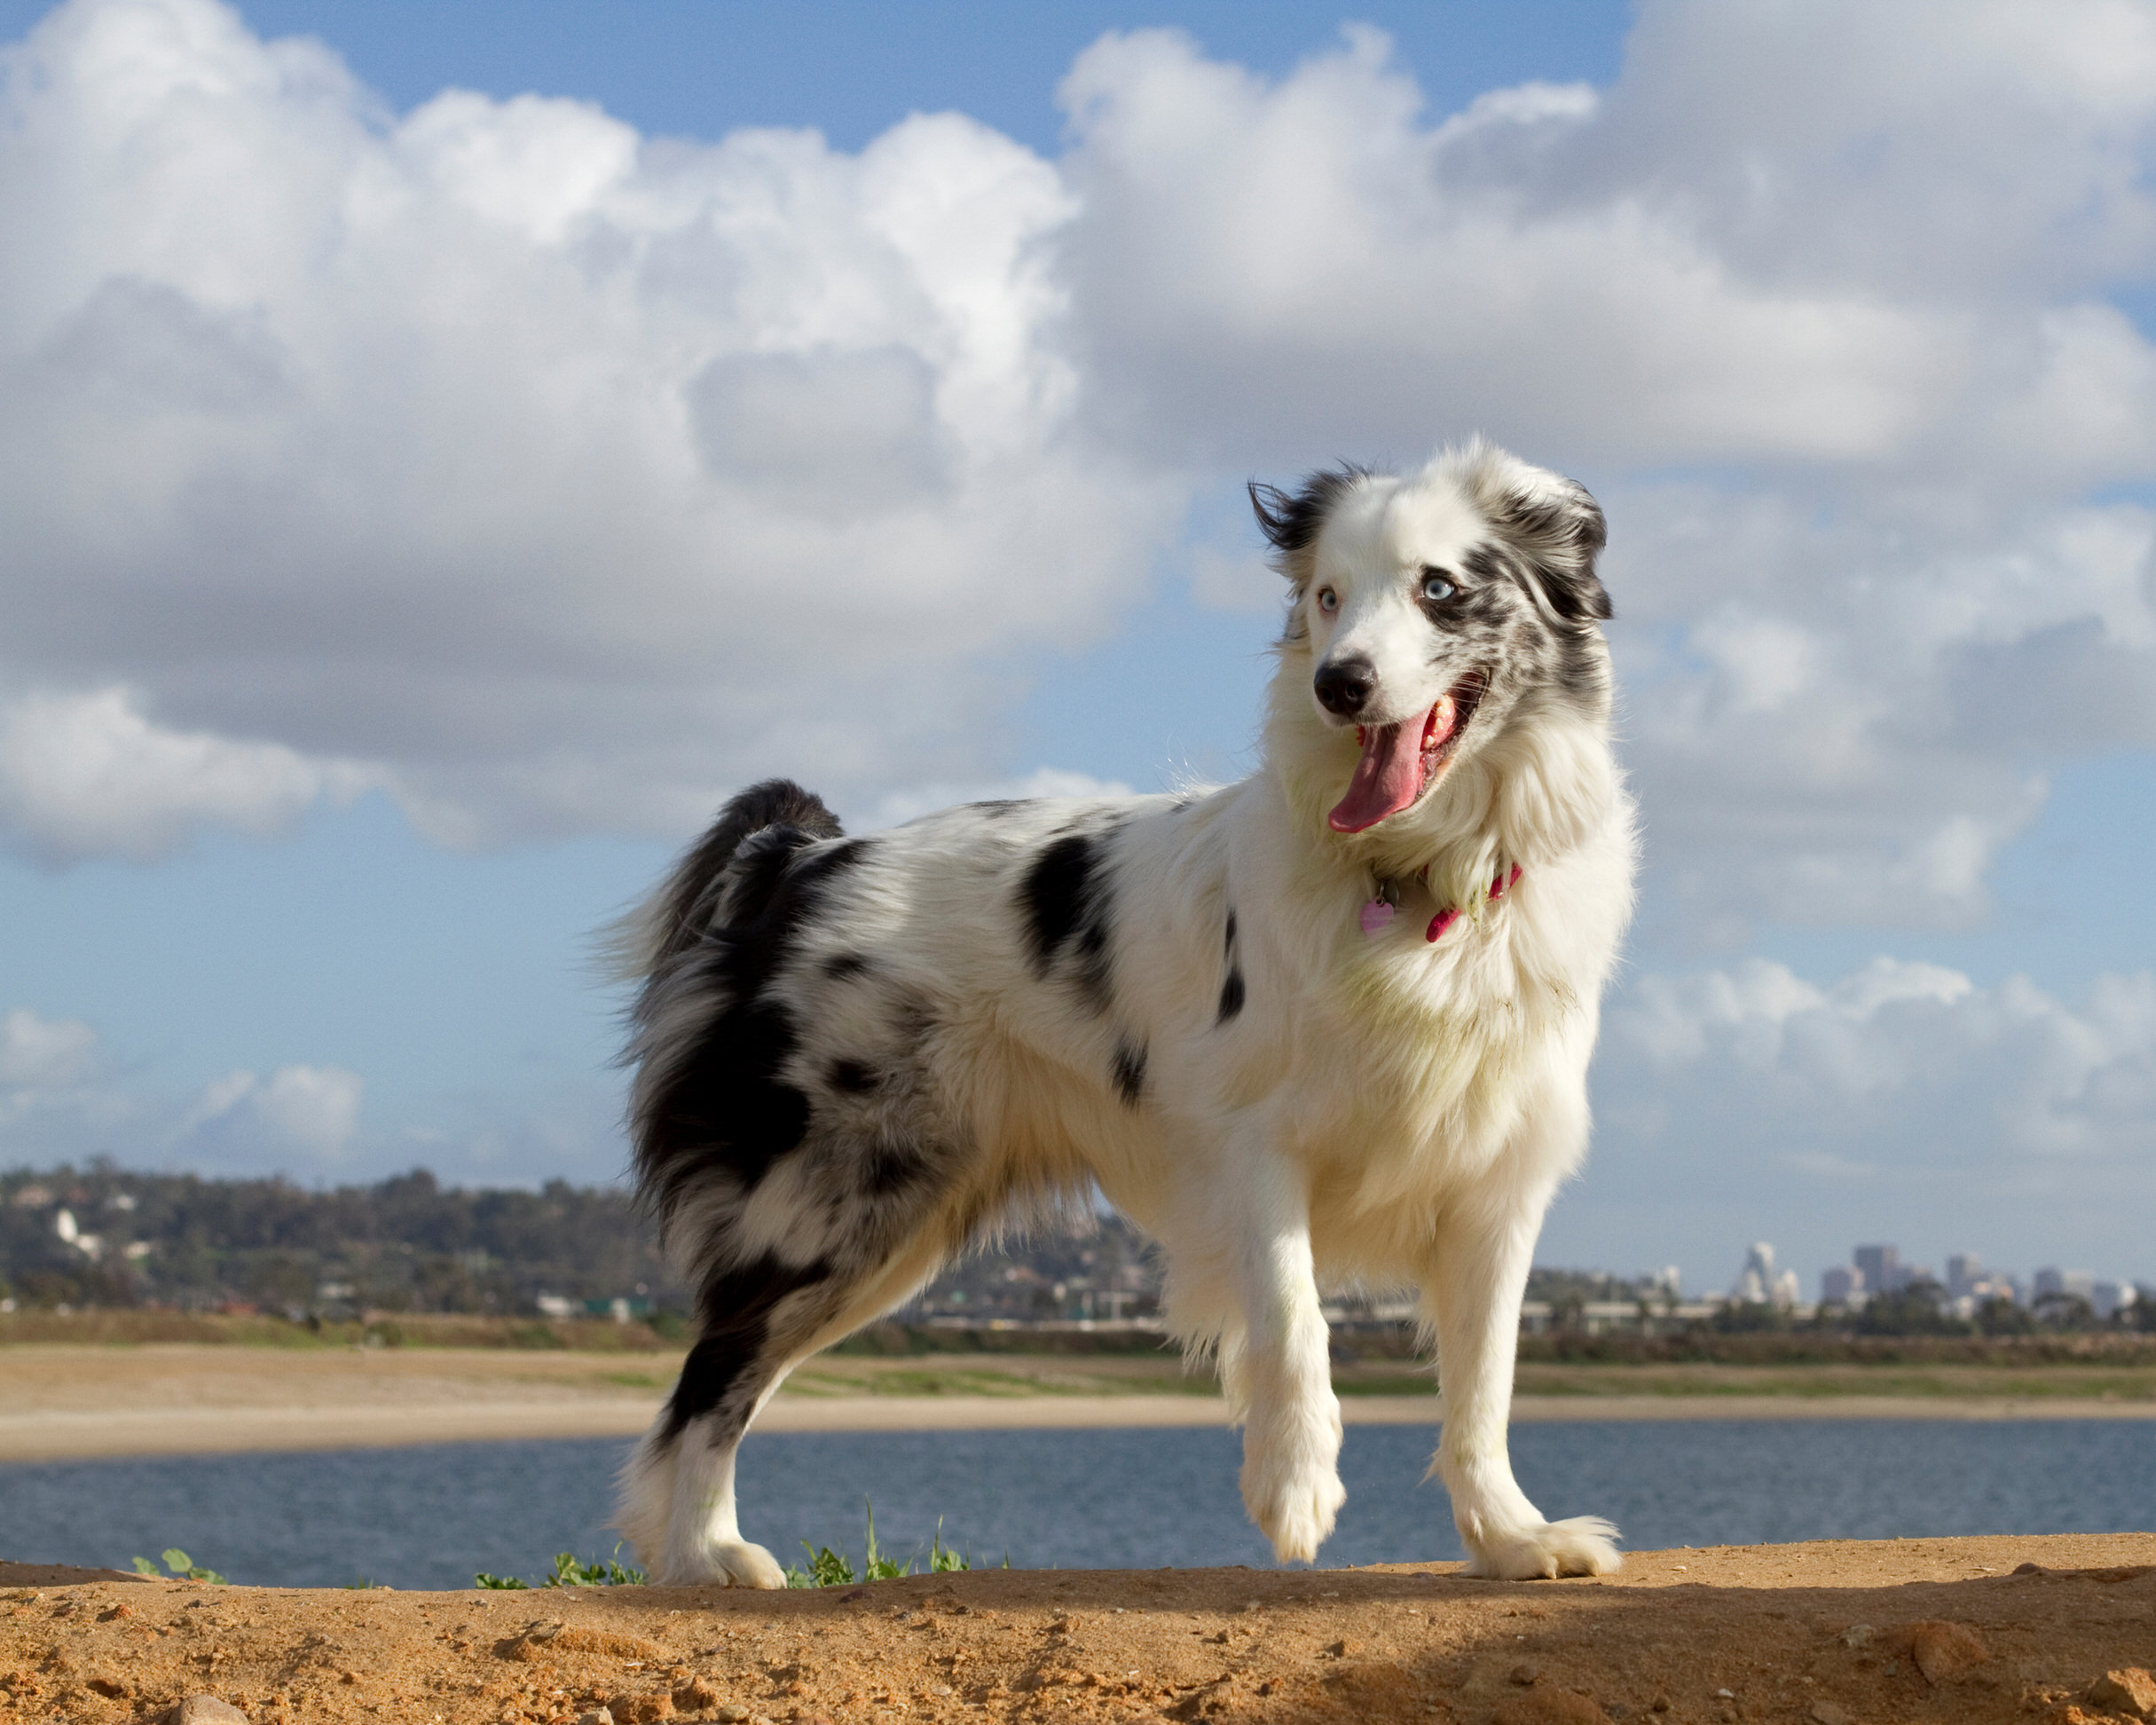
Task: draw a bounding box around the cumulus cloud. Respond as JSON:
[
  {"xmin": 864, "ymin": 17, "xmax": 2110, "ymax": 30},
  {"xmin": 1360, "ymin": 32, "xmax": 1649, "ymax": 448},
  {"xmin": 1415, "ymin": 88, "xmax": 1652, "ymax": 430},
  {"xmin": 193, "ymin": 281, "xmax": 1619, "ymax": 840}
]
[
  {"xmin": 181, "ymin": 1063, "xmax": 364, "ymax": 1162},
  {"xmin": 0, "ymin": 0, "xmax": 1176, "ymax": 856},
  {"xmin": 1573, "ymin": 957, "xmax": 2156, "ymax": 1275},
  {"xmin": 3, "ymin": 0, "xmax": 2155, "ymax": 941},
  {"xmin": 0, "ymin": 1007, "xmax": 99, "ymax": 1093},
  {"xmin": 0, "ymin": 685, "xmax": 365, "ymax": 863}
]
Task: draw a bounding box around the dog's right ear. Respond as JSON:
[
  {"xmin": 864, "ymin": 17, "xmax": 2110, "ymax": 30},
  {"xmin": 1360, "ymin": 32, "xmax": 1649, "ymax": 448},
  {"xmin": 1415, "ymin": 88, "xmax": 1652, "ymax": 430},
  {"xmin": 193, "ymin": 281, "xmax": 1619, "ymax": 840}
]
[
  {"xmin": 1248, "ymin": 466, "xmax": 1366, "ymax": 566},
  {"xmin": 1461, "ymin": 447, "xmax": 1611, "ymax": 624}
]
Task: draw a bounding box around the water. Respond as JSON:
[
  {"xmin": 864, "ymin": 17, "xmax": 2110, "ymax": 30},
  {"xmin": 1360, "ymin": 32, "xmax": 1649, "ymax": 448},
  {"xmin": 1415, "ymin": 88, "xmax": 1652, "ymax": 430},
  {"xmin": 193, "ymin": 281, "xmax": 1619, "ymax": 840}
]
[{"xmin": 2, "ymin": 1420, "xmax": 2149, "ymax": 1592}]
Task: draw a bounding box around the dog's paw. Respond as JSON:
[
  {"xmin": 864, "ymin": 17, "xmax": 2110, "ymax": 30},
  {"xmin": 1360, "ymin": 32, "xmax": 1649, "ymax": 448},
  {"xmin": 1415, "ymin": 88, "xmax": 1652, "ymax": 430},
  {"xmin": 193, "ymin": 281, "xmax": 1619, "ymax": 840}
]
[
  {"xmin": 1462, "ymin": 1515, "xmax": 1622, "ymax": 1580},
  {"xmin": 660, "ymin": 1539, "xmax": 790, "ymax": 1589},
  {"xmin": 1242, "ymin": 1459, "xmax": 1348, "ymax": 1564}
]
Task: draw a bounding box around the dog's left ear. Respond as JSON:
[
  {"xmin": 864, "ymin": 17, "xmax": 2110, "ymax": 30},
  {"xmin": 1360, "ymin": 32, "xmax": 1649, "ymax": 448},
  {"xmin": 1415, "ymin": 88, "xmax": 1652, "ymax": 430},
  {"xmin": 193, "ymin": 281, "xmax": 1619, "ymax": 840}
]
[{"xmin": 1469, "ymin": 453, "xmax": 1611, "ymax": 623}]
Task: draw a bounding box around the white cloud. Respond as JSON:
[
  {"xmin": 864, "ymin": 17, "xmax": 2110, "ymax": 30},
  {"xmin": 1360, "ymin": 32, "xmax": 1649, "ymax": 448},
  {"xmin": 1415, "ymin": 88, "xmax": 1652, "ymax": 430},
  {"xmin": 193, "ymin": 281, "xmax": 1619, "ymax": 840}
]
[
  {"xmin": 0, "ymin": 1007, "xmax": 99, "ymax": 1091},
  {"xmin": 1, "ymin": 0, "xmax": 2154, "ymax": 944},
  {"xmin": 1612, "ymin": 957, "xmax": 2156, "ymax": 1172},
  {"xmin": 1580, "ymin": 957, "xmax": 2156, "ymax": 1275},
  {"xmin": 182, "ymin": 1062, "xmax": 363, "ymax": 1162},
  {"xmin": 0, "ymin": 685, "xmax": 361, "ymax": 863},
  {"xmin": 0, "ymin": 0, "xmax": 1176, "ymax": 856}
]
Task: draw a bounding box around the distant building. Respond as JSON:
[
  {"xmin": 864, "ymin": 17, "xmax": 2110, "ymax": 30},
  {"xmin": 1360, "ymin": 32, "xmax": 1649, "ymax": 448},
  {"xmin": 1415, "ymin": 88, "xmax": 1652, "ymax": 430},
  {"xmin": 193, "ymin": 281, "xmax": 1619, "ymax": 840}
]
[
  {"xmin": 2092, "ymin": 1281, "xmax": 2137, "ymax": 1321},
  {"xmin": 1945, "ymin": 1254, "xmax": 1983, "ymax": 1299},
  {"xmin": 1732, "ymin": 1242, "xmax": 1776, "ymax": 1304},
  {"xmin": 1821, "ymin": 1265, "xmax": 1865, "ymax": 1304},
  {"xmin": 2034, "ymin": 1268, "xmax": 2096, "ymax": 1303},
  {"xmin": 1854, "ymin": 1244, "xmax": 1903, "ymax": 1294}
]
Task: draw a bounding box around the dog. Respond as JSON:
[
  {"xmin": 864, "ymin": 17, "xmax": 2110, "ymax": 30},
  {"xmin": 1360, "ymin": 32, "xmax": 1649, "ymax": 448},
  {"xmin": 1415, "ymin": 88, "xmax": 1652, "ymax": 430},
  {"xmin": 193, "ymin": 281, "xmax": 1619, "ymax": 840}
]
[{"xmin": 615, "ymin": 438, "xmax": 1635, "ymax": 1586}]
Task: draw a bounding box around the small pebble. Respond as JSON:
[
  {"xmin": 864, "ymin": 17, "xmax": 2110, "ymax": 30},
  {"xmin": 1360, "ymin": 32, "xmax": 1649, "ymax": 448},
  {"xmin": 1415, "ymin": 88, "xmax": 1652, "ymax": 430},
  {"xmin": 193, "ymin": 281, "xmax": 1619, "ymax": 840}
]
[{"xmin": 169, "ymin": 1700, "xmax": 252, "ymax": 1725}]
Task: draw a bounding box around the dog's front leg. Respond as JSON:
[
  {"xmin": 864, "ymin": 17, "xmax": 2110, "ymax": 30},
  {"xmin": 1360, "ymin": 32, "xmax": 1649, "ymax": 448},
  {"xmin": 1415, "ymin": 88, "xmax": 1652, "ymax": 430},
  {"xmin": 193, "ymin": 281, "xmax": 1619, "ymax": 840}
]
[
  {"xmin": 1222, "ymin": 1154, "xmax": 1344, "ymax": 1564},
  {"xmin": 1422, "ymin": 1180, "xmax": 1620, "ymax": 1579}
]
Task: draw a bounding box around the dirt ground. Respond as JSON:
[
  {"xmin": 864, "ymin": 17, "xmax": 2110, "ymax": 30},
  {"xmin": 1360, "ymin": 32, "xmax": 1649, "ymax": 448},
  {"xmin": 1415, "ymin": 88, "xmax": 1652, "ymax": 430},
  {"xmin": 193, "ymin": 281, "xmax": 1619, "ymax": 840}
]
[{"xmin": 3, "ymin": 1533, "xmax": 2151, "ymax": 1725}]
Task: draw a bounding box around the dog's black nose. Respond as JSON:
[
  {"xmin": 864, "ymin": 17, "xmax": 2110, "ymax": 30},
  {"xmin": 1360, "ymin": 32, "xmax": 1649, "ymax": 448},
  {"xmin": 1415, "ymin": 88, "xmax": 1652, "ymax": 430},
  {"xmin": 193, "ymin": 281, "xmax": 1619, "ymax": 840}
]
[{"xmin": 1313, "ymin": 656, "xmax": 1377, "ymax": 718}]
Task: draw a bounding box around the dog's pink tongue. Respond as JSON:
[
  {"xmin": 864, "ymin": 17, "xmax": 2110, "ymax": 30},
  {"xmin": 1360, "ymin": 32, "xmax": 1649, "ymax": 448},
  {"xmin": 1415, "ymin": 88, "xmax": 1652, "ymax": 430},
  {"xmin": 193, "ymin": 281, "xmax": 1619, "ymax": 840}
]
[{"xmin": 1327, "ymin": 718, "xmax": 1427, "ymax": 834}]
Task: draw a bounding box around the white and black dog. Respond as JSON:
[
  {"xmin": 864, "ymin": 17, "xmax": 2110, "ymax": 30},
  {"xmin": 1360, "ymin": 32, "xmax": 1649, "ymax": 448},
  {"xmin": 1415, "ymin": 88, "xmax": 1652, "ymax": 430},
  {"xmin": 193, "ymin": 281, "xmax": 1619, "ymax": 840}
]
[{"xmin": 616, "ymin": 439, "xmax": 1635, "ymax": 1587}]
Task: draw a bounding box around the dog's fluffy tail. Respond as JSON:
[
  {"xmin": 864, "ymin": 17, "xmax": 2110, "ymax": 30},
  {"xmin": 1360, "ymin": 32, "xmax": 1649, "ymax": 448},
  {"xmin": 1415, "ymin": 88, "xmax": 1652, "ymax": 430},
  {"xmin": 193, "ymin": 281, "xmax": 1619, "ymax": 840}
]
[{"xmin": 608, "ymin": 778, "xmax": 844, "ymax": 981}]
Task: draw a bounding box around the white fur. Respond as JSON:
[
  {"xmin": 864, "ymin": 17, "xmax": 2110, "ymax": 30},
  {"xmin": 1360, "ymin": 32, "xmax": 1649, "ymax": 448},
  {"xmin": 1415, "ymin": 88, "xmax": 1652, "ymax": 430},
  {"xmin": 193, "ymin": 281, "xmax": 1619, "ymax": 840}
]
[{"xmin": 619, "ymin": 442, "xmax": 1634, "ymax": 1584}]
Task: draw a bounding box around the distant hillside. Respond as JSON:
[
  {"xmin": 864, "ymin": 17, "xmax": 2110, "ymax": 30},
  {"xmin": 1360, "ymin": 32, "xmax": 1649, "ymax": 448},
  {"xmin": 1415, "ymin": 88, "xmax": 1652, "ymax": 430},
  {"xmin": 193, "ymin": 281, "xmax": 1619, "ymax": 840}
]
[
  {"xmin": 0, "ymin": 1164, "xmax": 675, "ymax": 1318},
  {"xmin": 0, "ymin": 1162, "xmax": 1161, "ymax": 1323}
]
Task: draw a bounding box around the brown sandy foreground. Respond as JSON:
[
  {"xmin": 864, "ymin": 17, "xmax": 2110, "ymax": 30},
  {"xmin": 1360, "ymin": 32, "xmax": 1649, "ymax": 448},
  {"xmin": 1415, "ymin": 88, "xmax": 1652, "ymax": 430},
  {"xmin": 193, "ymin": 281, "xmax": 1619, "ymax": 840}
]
[
  {"xmin": 2, "ymin": 1535, "xmax": 2152, "ymax": 1725},
  {"xmin": 4, "ymin": 1349, "xmax": 2155, "ymax": 1463}
]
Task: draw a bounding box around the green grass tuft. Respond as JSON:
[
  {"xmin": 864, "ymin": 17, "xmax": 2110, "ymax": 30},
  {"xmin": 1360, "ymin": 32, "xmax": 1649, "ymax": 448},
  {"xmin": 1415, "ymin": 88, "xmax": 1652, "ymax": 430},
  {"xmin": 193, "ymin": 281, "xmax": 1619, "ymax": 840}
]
[
  {"xmin": 132, "ymin": 1548, "xmax": 226, "ymax": 1584},
  {"xmin": 474, "ymin": 1546, "xmax": 647, "ymax": 1590},
  {"xmin": 785, "ymin": 1501, "xmax": 997, "ymax": 1587}
]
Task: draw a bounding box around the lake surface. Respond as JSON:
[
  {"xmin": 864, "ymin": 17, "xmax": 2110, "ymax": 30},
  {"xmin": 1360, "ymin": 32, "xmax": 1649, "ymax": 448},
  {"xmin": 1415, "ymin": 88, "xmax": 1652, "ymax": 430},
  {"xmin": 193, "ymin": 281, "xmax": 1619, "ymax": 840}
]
[{"xmin": 2, "ymin": 1420, "xmax": 2149, "ymax": 1591}]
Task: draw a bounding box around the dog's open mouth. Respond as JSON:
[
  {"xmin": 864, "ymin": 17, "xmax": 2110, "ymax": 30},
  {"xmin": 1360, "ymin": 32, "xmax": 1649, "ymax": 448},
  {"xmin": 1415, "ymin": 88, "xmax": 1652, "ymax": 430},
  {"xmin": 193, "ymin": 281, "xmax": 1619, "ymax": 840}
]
[{"xmin": 1327, "ymin": 672, "xmax": 1487, "ymax": 834}]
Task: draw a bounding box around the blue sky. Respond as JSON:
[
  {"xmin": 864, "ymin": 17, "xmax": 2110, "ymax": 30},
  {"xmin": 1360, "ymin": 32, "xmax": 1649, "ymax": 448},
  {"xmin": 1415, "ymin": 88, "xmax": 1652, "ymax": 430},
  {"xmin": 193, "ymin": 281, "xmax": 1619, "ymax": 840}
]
[{"xmin": 3, "ymin": 0, "xmax": 2154, "ymax": 1296}]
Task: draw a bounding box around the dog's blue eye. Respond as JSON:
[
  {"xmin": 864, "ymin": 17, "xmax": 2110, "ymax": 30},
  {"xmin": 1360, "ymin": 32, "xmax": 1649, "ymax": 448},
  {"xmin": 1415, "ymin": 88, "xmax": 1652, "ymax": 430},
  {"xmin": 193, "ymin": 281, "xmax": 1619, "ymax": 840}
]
[{"xmin": 1420, "ymin": 569, "xmax": 1455, "ymax": 603}]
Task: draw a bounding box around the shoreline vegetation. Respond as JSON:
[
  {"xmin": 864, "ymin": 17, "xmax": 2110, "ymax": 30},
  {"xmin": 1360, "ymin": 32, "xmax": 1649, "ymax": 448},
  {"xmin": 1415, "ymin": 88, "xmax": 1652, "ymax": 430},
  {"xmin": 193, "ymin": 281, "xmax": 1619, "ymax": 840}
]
[{"xmin": 5, "ymin": 1305, "xmax": 2156, "ymax": 1372}]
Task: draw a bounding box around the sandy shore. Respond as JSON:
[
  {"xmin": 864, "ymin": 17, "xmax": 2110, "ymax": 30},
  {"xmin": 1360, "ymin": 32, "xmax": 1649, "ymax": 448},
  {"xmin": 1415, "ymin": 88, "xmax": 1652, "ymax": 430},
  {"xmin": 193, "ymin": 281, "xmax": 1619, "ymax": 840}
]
[
  {"xmin": 13, "ymin": 1393, "xmax": 2156, "ymax": 1464},
  {"xmin": 2, "ymin": 1533, "xmax": 2151, "ymax": 1723},
  {"xmin": 1, "ymin": 1346, "xmax": 2152, "ymax": 1463}
]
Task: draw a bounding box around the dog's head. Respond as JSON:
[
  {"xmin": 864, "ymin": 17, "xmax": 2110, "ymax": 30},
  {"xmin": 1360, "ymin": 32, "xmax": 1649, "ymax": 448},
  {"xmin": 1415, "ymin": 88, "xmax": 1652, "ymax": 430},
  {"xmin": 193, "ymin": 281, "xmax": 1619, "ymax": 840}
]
[{"xmin": 1252, "ymin": 440, "xmax": 1610, "ymax": 840}]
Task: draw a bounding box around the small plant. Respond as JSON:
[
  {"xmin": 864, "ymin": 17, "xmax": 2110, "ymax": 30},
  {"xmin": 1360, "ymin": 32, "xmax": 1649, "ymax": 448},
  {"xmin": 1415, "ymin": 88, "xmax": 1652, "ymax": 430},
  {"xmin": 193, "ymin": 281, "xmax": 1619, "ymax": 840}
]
[
  {"xmin": 543, "ymin": 1549, "xmax": 648, "ymax": 1587},
  {"xmin": 473, "ymin": 1546, "xmax": 647, "ymax": 1590},
  {"xmin": 785, "ymin": 1502, "xmax": 988, "ymax": 1587},
  {"xmin": 131, "ymin": 1548, "xmax": 226, "ymax": 1585}
]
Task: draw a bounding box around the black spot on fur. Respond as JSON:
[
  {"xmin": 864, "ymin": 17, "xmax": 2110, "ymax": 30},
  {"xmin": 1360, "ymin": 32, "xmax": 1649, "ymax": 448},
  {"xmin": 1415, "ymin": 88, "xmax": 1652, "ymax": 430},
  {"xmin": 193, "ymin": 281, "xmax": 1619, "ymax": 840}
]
[
  {"xmin": 1217, "ymin": 969, "xmax": 1245, "ymax": 1024},
  {"xmin": 1224, "ymin": 909, "xmax": 1237, "ymax": 952},
  {"xmin": 1112, "ymin": 1040, "xmax": 1146, "ymax": 1107},
  {"xmin": 662, "ymin": 1255, "xmax": 827, "ymax": 1441},
  {"xmin": 822, "ymin": 950, "xmax": 873, "ymax": 981},
  {"xmin": 828, "ymin": 1059, "xmax": 879, "ymax": 1094},
  {"xmin": 861, "ymin": 1136, "xmax": 928, "ymax": 1197},
  {"xmin": 967, "ymin": 799, "xmax": 1026, "ymax": 818},
  {"xmin": 1021, "ymin": 832, "xmax": 1095, "ymax": 967},
  {"xmin": 631, "ymin": 814, "xmax": 877, "ymax": 1224},
  {"xmin": 1019, "ymin": 828, "xmax": 1119, "ymax": 1012},
  {"xmin": 1248, "ymin": 465, "xmax": 1369, "ymax": 555}
]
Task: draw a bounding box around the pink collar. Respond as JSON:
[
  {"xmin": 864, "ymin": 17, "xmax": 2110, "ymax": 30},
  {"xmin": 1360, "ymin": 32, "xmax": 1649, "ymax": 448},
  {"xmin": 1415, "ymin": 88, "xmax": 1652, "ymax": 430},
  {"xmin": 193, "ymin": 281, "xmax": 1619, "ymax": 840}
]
[{"xmin": 1361, "ymin": 864, "xmax": 1522, "ymax": 943}]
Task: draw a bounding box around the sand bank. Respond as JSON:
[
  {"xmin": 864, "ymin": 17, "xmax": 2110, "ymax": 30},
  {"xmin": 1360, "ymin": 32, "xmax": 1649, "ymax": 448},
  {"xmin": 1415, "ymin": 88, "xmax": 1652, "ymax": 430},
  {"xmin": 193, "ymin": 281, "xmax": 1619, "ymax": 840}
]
[{"xmin": 1, "ymin": 1346, "xmax": 2152, "ymax": 1463}]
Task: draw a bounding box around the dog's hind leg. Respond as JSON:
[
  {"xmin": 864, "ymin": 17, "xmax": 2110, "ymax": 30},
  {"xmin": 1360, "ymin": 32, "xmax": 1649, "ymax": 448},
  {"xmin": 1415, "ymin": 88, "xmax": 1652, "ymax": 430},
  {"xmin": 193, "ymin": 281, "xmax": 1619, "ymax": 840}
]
[
  {"xmin": 621, "ymin": 1259, "xmax": 832, "ymax": 1588},
  {"xmin": 623, "ymin": 1223, "xmax": 964, "ymax": 1587}
]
